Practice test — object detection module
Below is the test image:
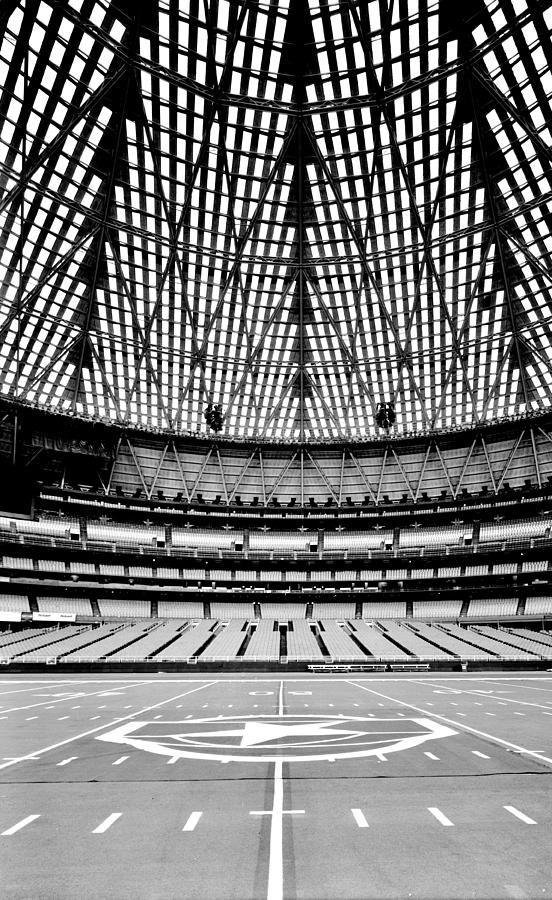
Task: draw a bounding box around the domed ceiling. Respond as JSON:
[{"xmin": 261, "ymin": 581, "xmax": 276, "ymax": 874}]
[{"xmin": 0, "ymin": 0, "xmax": 552, "ymax": 441}]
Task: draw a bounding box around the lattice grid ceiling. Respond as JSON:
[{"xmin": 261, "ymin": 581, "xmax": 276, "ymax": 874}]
[{"xmin": 1, "ymin": 0, "xmax": 552, "ymax": 441}]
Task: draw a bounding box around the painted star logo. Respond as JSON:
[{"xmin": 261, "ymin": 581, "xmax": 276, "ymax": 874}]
[{"xmin": 97, "ymin": 715, "xmax": 457, "ymax": 762}]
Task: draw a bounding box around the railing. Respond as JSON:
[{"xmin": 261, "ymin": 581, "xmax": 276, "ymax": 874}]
[{"xmin": 8, "ymin": 652, "xmax": 548, "ymax": 665}]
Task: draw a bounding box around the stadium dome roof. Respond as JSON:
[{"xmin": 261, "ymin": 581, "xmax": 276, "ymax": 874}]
[{"xmin": 1, "ymin": 0, "xmax": 552, "ymax": 443}]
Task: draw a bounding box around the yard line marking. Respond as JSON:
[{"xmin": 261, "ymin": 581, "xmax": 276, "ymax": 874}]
[
  {"xmin": 424, "ymin": 752, "xmax": 439, "ymax": 760},
  {"xmin": 112, "ymin": 756, "xmax": 128, "ymax": 766},
  {"xmin": 167, "ymin": 756, "xmax": 179, "ymax": 764},
  {"xmin": 0, "ymin": 681, "xmax": 217, "ymax": 771},
  {"xmin": 278, "ymin": 680, "xmax": 284, "ymax": 717},
  {"xmin": 485, "ymin": 713, "xmax": 496, "ymax": 716},
  {"xmin": 347, "ymin": 681, "xmax": 552, "ymax": 767},
  {"xmin": 351, "ymin": 808, "xmax": 369, "ymax": 828},
  {"xmin": 56, "ymin": 756, "xmax": 78, "ymax": 767},
  {"xmin": 409, "ymin": 679, "xmax": 552, "ymax": 713},
  {"xmin": 182, "ymin": 811, "xmax": 202, "ymax": 832},
  {"xmin": 428, "ymin": 807, "xmax": 454, "ymax": 827},
  {"xmin": 0, "ymin": 681, "xmax": 150, "ymax": 716},
  {"xmin": 472, "ymin": 751, "xmax": 490, "ymax": 759},
  {"xmin": 2, "ymin": 815, "xmax": 40, "ymax": 835},
  {"xmin": 57, "ymin": 716, "xmax": 69, "ymax": 721},
  {"xmin": 25, "ymin": 716, "xmax": 38, "ymax": 721},
  {"xmin": 90, "ymin": 716, "xmax": 101, "ymax": 720},
  {"xmin": 504, "ymin": 806, "xmax": 536, "ymax": 825},
  {"xmin": 258, "ymin": 759, "xmax": 306, "ymax": 900},
  {"xmin": 92, "ymin": 813, "xmax": 122, "ymax": 834},
  {"xmin": 513, "ymin": 712, "xmax": 525, "ymax": 716}
]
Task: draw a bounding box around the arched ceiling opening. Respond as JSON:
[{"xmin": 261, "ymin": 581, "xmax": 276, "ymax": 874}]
[{"xmin": 1, "ymin": 0, "xmax": 552, "ymax": 441}]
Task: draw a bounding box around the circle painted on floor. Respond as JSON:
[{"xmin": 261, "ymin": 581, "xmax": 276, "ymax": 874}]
[{"xmin": 96, "ymin": 714, "xmax": 457, "ymax": 762}]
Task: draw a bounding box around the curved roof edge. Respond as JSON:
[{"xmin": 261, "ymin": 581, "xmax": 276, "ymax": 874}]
[{"xmin": 2, "ymin": 396, "xmax": 552, "ymax": 455}]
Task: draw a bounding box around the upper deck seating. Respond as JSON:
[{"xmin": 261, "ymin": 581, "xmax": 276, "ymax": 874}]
[
  {"xmin": 325, "ymin": 531, "xmax": 393, "ymax": 551},
  {"xmin": 524, "ymin": 596, "xmax": 552, "ymax": 615},
  {"xmin": 399, "ymin": 525, "xmax": 472, "ymax": 549},
  {"xmin": 97, "ymin": 598, "xmax": 151, "ymax": 618},
  {"xmin": 87, "ymin": 523, "xmax": 163, "ymax": 546},
  {"xmin": 362, "ymin": 600, "xmax": 407, "ymax": 618},
  {"xmin": 210, "ymin": 602, "xmax": 255, "ymax": 618},
  {"xmin": 36, "ymin": 596, "xmax": 93, "ymax": 616},
  {"xmin": 311, "ymin": 601, "xmax": 356, "ymax": 619},
  {"xmin": 412, "ymin": 599, "xmax": 463, "ymax": 618},
  {"xmin": 468, "ymin": 598, "xmax": 518, "ymax": 617},
  {"xmin": 172, "ymin": 529, "xmax": 241, "ymax": 549},
  {"xmin": 249, "ymin": 532, "xmax": 316, "ymax": 551},
  {"xmin": 157, "ymin": 600, "xmax": 204, "ymax": 618},
  {"xmin": 0, "ymin": 594, "xmax": 30, "ymax": 613},
  {"xmin": 479, "ymin": 518, "xmax": 551, "ymax": 543},
  {"xmin": 259, "ymin": 602, "xmax": 307, "ymax": 618}
]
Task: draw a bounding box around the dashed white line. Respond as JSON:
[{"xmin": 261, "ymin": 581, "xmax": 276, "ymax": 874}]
[
  {"xmin": 25, "ymin": 716, "xmax": 38, "ymax": 721},
  {"xmin": 112, "ymin": 756, "xmax": 128, "ymax": 766},
  {"xmin": 2, "ymin": 815, "xmax": 40, "ymax": 835},
  {"xmin": 57, "ymin": 716, "xmax": 69, "ymax": 721},
  {"xmin": 351, "ymin": 808, "xmax": 369, "ymax": 828},
  {"xmin": 504, "ymin": 806, "xmax": 536, "ymax": 825},
  {"xmin": 0, "ymin": 681, "xmax": 217, "ymax": 773},
  {"xmin": 472, "ymin": 750, "xmax": 490, "ymax": 759},
  {"xmin": 424, "ymin": 752, "xmax": 439, "ymax": 760},
  {"xmin": 427, "ymin": 807, "xmax": 454, "ymax": 827},
  {"xmin": 182, "ymin": 811, "xmax": 202, "ymax": 832},
  {"xmin": 92, "ymin": 813, "xmax": 122, "ymax": 834},
  {"xmin": 56, "ymin": 756, "xmax": 78, "ymax": 767}
]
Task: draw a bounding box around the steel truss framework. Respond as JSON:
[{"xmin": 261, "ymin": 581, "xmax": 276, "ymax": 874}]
[
  {"xmin": 1, "ymin": 0, "xmax": 552, "ymax": 441},
  {"xmin": 60, "ymin": 418, "xmax": 552, "ymax": 505}
]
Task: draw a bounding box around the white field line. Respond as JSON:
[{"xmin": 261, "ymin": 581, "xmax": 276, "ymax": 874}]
[
  {"xmin": 112, "ymin": 756, "xmax": 128, "ymax": 766},
  {"xmin": 278, "ymin": 681, "xmax": 284, "ymax": 717},
  {"xmin": 504, "ymin": 806, "xmax": 537, "ymax": 825},
  {"xmin": 0, "ymin": 680, "xmax": 152, "ymax": 715},
  {"xmin": 428, "ymin": 807, "xmax": 454, "ymax": 827},
  {"xmin": 351, "ymin": 808, "xmax": 369, "ymax": 828},
  {"xmin": 92, "ymin": 813, "xmax": 122, "ymax": 834},
  {"xmin": 182, "ymin": 811, "xmax": 202, "ymax": 832},
  {"xmin": 1, "ymin": 815, "xmax": 40, "ymax": 835},
  {"xmin": 347, "ymin": 681, "xmax": 552, "ymax": 767},
  {"xmin": 408, "ymin": 679, "xmax": 552, "ymax": 712},
  {"xmin": 0, "ymin": 681, "xmax": 218, "ymax": 771},
  {"xmin": 0, "ymin": 682, "xmax": 87, "ymax": 697},
  {"xmin": 472, "ymin": 751, "xmax": 490, "ymax": 759},
  {"xmin": 268, "ymin": 759, "xmax": 284, "ymax": 900}
]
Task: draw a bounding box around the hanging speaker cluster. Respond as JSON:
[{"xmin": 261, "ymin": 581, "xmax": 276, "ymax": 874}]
[
  {"xmin": 375, "ymin": 402, "xmax": 396, "ymax": 430},
  {"xmin": 204, "ymin": 403, "xmax": 224, "ymax": 433}
]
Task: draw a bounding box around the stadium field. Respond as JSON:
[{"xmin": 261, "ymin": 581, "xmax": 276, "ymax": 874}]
[{"xmin": 1, "ymin": 673, "xmax": 552, "ymax": 900}]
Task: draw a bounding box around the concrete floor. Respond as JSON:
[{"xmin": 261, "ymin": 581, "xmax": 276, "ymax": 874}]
[{"xmin": 0, "ymin": 672, "xmax": 551, "ymax": 899}]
